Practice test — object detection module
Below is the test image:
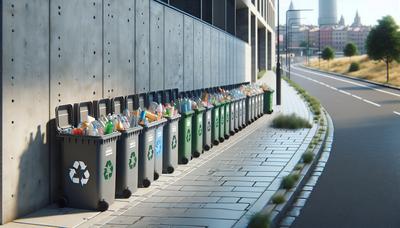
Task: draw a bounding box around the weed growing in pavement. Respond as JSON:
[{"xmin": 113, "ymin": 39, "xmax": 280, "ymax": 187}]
[
  {"xmin": 302, "ymin": 152, "xmax": 314, "ymax": 164},
  {"xmin": 294, "ymin": 164, "xmax": 304, "ymax": 170},
  {"xmin": 248, "ymin": 212, "xmax": 270, "ymax": 228},
  {"xmin": 272, "ymin": 194, "xmax": 286, "ymax": 204},
  {"xmin": 272, "ymin": 114, "xmax": 312, "ymax": 129}
]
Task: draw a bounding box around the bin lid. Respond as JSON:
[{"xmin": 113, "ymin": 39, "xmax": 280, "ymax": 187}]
[
  {"xmin": 162, "ymin": 90, "xmax": 171, "ymax": 104},
  {"xmin": 138, "ymin": 93, "xmax": 147, "ymax": 109},
  {"xmin": 112, "ymin": 96, "xmax": 125, "ymax": 115},
  {"xmin": 94, "ymin": 98, "xmax": 111, "ymax": 119},
  {"xmin": 55, "ymin": 104, "xmax": 74, "ymax": 131},
  {"xmin": 155, "ymin": 91, "xmax": 163, "ymax": 104},
  {"xmin": 126, "ymin": 94, "xmax": 138, "ymax": 112},
  {"xmin": 74, "ymin": 102, "xmax": 94, "ymax": 126}
]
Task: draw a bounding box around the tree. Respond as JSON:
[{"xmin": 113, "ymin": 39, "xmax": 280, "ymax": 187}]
[
  {"xmin": 321, "ymin": 47, "xmax": 335, "ymax": 69},
  {"xmin": 366, "ymin": 16, "xmax": 400, "ymax": 83},
  {"xmin": 344, "ymin": 43, "xmax": 358, "ymax": 60}
]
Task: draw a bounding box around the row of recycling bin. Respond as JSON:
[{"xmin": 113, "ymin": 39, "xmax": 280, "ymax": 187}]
[{"xmin": 55, "ymin": 85, "xmax": 274, "ymax": 211}]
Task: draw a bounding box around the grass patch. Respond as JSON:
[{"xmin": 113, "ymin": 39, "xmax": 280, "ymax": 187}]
[
  {"xmin": 348, "ymin": 62, "xmax": 360, "ymax": 72},
  {"xmin": 272, "ymin": 194, "xmax": 286, "ymax": 204},
  {"xmin": 272, "ymin": 114, "xmax": 312, "ymax": 129},
  {"xmin": 294, "ymin": 164, "xmax": 304, "ymax": 171},
  {"xmin": 302, "ymin": 152, "xmax": 314, "ymax": 164},
  {"xmin": 248, "ymin": 212, "xmax": 270, "ymax": 228}
]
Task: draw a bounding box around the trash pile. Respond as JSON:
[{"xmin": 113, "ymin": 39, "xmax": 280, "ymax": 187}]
[
  {"xmin": 65, "ymin": 112, "xmax": 134, "ymax": 136},
  {"xmin": 241, "ymin": 84, "xmax": 263, "ymax": 96},
  {"xmin": 137, "ymin": 102, "xmax": 164, "ymax": 127},
  {"xmin": 229, "ymin": 87, "xmax": 246, "ymax": 100},
  {"xmin": 260, "ymin": 83, "xmax": 274, "ymax": 92},
  {"xmin": 176, "ymin": 96, "xmax": 205, "ymax": 113}
]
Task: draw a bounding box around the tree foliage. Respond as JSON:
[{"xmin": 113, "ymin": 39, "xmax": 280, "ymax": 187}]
[
  {"xmin": 322, "ymin": 47, "xmax": 335, "ymax": 61},
  {"xmin": 366, "ymin": 16, "xmax": 400, "ymax": 82},
  {"xmin": 344, "ymin": 43, "xmax": 358, "ymax": 58}
]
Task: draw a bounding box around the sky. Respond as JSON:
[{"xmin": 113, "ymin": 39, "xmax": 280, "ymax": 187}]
[{"xmin": 278, "ymin": 0, "xmax": 400, "ymax": 26}]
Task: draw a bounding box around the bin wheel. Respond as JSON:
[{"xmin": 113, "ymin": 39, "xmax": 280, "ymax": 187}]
[
  {"xmin": 204, "ymin": 145, "xmax": 211, "ymax": 151},
  {"xmin": 167, "ymin": 166, "xmax": 174, "ymax": 174},
  {"xmin": 181, "ymin": 157, "xmax": 189, "ymax": 164},
  {"xmin": 219, "ymin": 138, "xmax": 225, "ymax": 143},
  {"xmin": 122, "ymin": 189, "xmax": 132, "ymax": 199},
  {"xmin": 154, "ymin": 172, "xmax": 160, "ymax": 181},
  {"xmin": 193, "ymin": 151, "xmax": 201, "ymax": 158},
  {"xmin": 98, "ymin": 200, "xmax": 109, "ymax": 212},
  {"xmin": 57, "ymin": 196, "xmax": 68, "ymax": 208},
  {"xmin": 230, "ymin": 131, "xmax": 235, "ymax": 136},
  {"xmin": 224, "ymin": 135, "xmax": 230, "ymax": 140},
  {"xmin": 213, "ymin": 140, "xmax": 220, "ymax": 145},
  {"xmin": 142, "ymin": 178, "xmax": 151, "ymax": 188}
]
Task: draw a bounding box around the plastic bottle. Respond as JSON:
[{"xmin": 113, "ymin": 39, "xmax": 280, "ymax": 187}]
[{"xmin": 104, "ymin": 120, "xmax": 114, "ymax": 135}]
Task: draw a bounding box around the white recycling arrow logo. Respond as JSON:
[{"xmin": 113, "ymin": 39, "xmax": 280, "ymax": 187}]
[{"xmin": 69, "ymin": 161, "xmax": 90, "ymax": 186}]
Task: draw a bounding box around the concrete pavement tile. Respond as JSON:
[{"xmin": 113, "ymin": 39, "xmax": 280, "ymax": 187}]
[
  {"xmin": 253, "ymin": 182, "xmax": 271, "ymax": 187},
  {"xmin": 217, "ymin": 197, "xmax": 240, "ymax": 203},
  {"xmin": 203, "ymin": 203, "xmax": 249, "ymax": 211},
  {"xmin": 281, "ymin": 216, "xmax": 296, "ymax": 227},
  {"xmin": 293, "ymin": 199, "xmax": 307, "ymax": 207},
  {"xmin": 233, "ymin": 186, "xmax": 266, "ymax": 192},
  {"xmin": 211, "ymin": 191, "xmax": 261, "ymax": 198},
  {"xmin": 107, "ymin": 216, "xmax": 141, "ymax": 225}
]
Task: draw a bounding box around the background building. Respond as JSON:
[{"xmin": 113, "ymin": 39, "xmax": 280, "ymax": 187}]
[
  {"xmin": 319, "ymin": 0, "xmax": 338, "ymax": 26},
  {"xmin": 0, "ymin": 0, "xmax": 276, "ymax": 224}
]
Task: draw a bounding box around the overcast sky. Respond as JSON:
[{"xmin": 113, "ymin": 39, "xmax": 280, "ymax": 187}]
[{"xmin": 278, "ymin": 0, "xmax": 400, "ymax": 26}]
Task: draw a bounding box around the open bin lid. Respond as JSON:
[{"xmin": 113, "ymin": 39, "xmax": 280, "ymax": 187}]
[
  {"xmin": 74, "ymin": 101, "xmax": 94, "ymax": 126},
  {"xmin": 94, "ymin": 98, "xmax": 111, "ymax": 119},
  {"xmin": 112, "ymin": 96, "xmax": 125, "ymax": 115},
  {"xmin": 55, "ymin": 104, "xmax": 74, "ymax": 131},
  {"xmin": 162, "ymin": 90, "xmax": 171, "ymax": 104},
  {"xmin": 138, "ymin": 93, "xmax": 147, "ymax": 110},
  {"xmin": 154, "ymin": 91, "xmax": 163, "ymax": 104},
  {"xmin": 126, "ymin": 94, "xmax": 138, "ymax": 112}
]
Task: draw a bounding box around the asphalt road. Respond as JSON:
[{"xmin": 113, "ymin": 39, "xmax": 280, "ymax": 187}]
[{"xmin": 287, "ymin": 66, "xmax": 400, "ymax": 228}]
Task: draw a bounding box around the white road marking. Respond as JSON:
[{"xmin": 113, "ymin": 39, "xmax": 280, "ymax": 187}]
[
  {"xmin": 290, "ymin": 71, "xmax": 382, "ymax": 109},
  {"xmin": 393, "ymin": 111, "xmax": 400, "ymax": 116},
  {"xmin": 293, "ymin": 66, "xmax": 400, "ymax": 98},
  {"xmin": 362, "ymin": 99, "xmax": 381, "ymax": 107}
]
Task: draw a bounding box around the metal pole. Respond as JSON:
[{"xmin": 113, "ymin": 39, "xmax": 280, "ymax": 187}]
[
  {"xmin": 276, "ymin": 0, "xmax": 281, "ymax": 105},
  {"xmin": 307, "ymin": 29, "xmax": 310, "ymax": 65},
  {"xmin": 319, "ymin": 25, "xmax": 321, "ymax": 68},
  {"xmin": 285, "ymin": 11, "xmax": 288, "ymax": 68}
]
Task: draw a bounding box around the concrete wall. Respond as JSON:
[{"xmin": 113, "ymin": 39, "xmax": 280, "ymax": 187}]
[{"xmin": 0, "ymin": 0, "xmax": 251, "ymax": 223}]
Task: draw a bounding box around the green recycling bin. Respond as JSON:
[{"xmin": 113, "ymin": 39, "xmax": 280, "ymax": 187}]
[
  {"xmin": 219, "ymin": 102, "xmax": 226, "ymax": 143},
  {"xmin": 224, "ymin": 101, "xmax": 231, "ymax": 139},
  {"xmin": 179, "ymin": 111, "xmax": 194, "ymax": 164},
  {"xmin": 192, "ymin": 107, "xmax": 205, "ymax": 157},
  {"xmin": 230, "ymin": 99, "xmax": 236, "ymax": 135},
  {"xmin": 212, "ymin": 103, "xmax": 221, "ymax": 145},
  {"xmin": 263, "ymin": 90, "xmax": 274, "ymax": 114},
  {"xmin": 203, "ymin": 105, "xmax": 213, "ymax": 151}
]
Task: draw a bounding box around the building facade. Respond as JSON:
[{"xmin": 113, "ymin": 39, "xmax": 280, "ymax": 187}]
[
  {"xmin": 0, "ymin": 0, "xmax": 276, "ymax": 224},
  {"xmin": 319, "ymin": 0, "xmax": 338, "ymax": 26}
]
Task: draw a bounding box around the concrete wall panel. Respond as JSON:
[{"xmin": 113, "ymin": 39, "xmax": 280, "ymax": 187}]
[
  {"xmin": 2, "ymin": 0, "xmax": 50, "ymax": 223},
  {"xmin": 193, "ymin": 20, "xmax": 203, "ymax": 90},
  {"xmin": 210, "ymin": 28, "xmax": 219, "ymax": 87},
  {"xmin": 203, "ymin": 25, "xmax": 211, "ymax": 88},
  {"xmin": 150, "ymin": 1, "xmax": 164, "ymax": 91},
  {"xmin": 104, "ymin": 0, "xmax": 135, "ymax": 97},
  {"xmin": 135, "ymin": 0, "xmax": 150, "ymax": 93},
  {"xmin": 164, "ymin": 7, "xmax": 184, "ymax": 91},
  {"xmin": 219, "ymin": 32, "xmax": 226, "ymax": 86},
  {"xmin": 183, "ymin": 15, "xmax": 194, "ymax": 91}
]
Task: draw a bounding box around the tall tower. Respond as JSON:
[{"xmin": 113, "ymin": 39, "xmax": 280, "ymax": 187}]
[
  {"xmin": 319, "ymin": 0, "xmax": 338, "ymax": 26},
  {"xmin": 288, "ymin": 1, "xmax": 301, "ymax": 26}
]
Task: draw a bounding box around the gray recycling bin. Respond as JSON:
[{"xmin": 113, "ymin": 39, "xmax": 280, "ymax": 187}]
[
  {"xmin": 246, "ymin": 95, "xmax": 252, "ymax": 125},
  {"xmin": 112, "ymin": 96, "xmax": 143, "ymax": 198},
  {"xmin": 260, "ymin": 92, "xmax": 264, "ymax": 117},
  {"xmin": 56, "ymin": 103, "xmax": 120, "ymax": 211},
  {"xmin": 238, "ymin": 97, "xmax": 244, "ymax": 129},
  {"xmin": 224, "ymin": 101, "xmax": 231, "ymax": 139},
  {"xmin": 163, "ymin": 114, "xmax": 180, "ymax": 173}
]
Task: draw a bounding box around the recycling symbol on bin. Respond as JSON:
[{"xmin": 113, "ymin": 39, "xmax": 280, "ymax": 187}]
[
  {"xmin": 69, "ymin": 161, "xmax": 90, "ymax": 187},
  {"xmin": 186, "ymin": 129, "xmax": 191, "ymax": 142},
  {"xmin": 155, "ymin": 139, "xmax": 162, "ymax": 156},
  {"xmin": 216, "ymin": 117, "xmax": 219, "ymax": 125},
  {"xmin": 128, "ymin": 152, "xmax": 137, "ymax": 170},
  {"xmin": 103, "ymin": 160, "xmax": 114, "ymax": 180},
  {"xmin": 171, "ymin": 135, "xmax": 177, "ymax": 149},
  {"xmin": 198, "ymin": 124, "xmax": 203, "ymax": 136},
  {"xmin": 147, "ymin": 145, "xmax": 154, "ymax": 160}
]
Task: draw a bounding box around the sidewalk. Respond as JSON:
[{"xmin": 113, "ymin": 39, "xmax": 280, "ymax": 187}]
[{"xmin": 9, "ymin": 80, "xmax": 316, "ymax": 228}]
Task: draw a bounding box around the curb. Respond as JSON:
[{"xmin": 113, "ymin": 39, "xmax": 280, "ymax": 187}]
[
  {"xmin": 300, "ymin": 65, "xmax": 400, "ymax": 92},
  {"xmin": 264, "ymin": 108, "xmax": 331, "ymax": 228}
]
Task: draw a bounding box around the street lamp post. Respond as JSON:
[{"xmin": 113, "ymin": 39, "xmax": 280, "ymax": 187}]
[
  {"xmin": 276, "ymin": 0, "xmax": 281, "ymax": 105},
  {"xmin": 285, "ymin": 9, "xmax": 313, "ymax": 67}
]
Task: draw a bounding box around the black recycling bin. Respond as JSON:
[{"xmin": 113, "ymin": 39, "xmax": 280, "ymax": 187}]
[
  {"xmin": 56, "ymin": 102, "xmax": 120, "ymax": 211},
  {"xmin": 112, "ymin": 96, "xmax": 142, "ymax": 198},
  {"xmin": 162, "ymin": 89, "xmax": 181, "ymax": 173}
]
